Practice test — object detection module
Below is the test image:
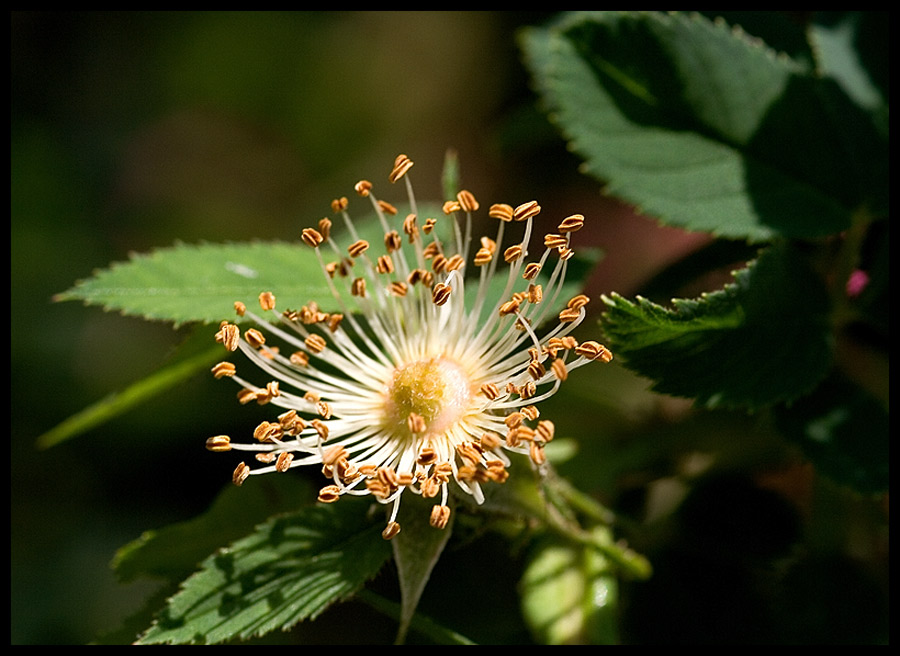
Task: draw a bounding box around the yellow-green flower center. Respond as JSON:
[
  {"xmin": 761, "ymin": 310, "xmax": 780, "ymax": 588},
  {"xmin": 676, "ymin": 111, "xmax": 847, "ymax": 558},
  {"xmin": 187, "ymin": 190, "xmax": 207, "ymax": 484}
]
[{"xmin": 383, "ymin": 357, "xmax": 472, "ymax": 439}]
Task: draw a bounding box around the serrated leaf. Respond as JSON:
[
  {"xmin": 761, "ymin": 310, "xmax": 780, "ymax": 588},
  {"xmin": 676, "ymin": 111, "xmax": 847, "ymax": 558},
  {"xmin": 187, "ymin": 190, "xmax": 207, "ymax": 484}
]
[
  {"xmin": 138, "ymin": 498, "xmax": 392, "ymax": 645},
  {"xmin": 56, "ymin": 241, "xmax": 331, "ymax": 327},
  {"xmin": 775, "ymin": 373, "xmax": 888, "ymax": 493},
  {"xmin": 520, "ymin": 11, "xmax": 886, "ymax": 242},
  {"xmin": 520, "ymin": 528, "xmax": 619, "ymax": 645},
  {"xmin": 601, "ymin": 243, "xmax": 832, "ymax": 409}
]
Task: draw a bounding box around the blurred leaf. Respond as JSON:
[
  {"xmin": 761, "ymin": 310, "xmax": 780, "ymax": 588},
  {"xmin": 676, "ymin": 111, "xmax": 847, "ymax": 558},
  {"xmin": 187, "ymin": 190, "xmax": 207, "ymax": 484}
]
[
  {"xmin": 809, "ymin": 11, "xmax": 889, "ymax": 133},
  {"xmin": 601, "ymin": 243, "xmax": 832, "ymax": 409},
  {"xmin": 138, "ymin": 497, "xmax": 392, "ymax": 645},
  {"xmin": 36, "ymin": 327, "xmax": 222, "ymax": 449},
  {"xmin": 520, "ymin": 527, "xmax": 619, "ymax": 645},
  {"xmin": 775, "ymin": 373, "xmax": 888, "ymax": 493},
  {"xmin": 520, "ymin": 11, "xmax": 887, "ymax": 242},
  {"xmin": 55, "ymin": 241, "xmax": 330, "ymax": 327},
  {"xmin": 114, "ymin": 475, "xmax": 313, "ymax": 584},
  {"xmin": 391, "ymin": 493, "xmax": 455, "ymax": 645}
]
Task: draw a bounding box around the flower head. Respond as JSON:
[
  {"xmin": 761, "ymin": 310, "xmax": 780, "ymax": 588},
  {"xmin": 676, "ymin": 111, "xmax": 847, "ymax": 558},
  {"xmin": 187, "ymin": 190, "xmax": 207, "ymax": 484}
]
[{"xmin": 208, "ymin": 154, "xmax": 612, "ymax": 539}]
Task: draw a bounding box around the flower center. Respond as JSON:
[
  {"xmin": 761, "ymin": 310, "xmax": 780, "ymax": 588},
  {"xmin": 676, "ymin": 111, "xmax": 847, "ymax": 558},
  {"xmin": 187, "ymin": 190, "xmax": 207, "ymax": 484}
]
[{"xmin": 383, "ymin": 357, "xmax": 472, "ymax": 439}]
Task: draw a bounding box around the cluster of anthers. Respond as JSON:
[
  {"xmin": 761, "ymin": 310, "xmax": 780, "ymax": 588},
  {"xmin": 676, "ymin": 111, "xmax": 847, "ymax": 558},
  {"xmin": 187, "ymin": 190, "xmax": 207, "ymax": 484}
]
[{"xmin": 207, "ymin": 154, "xmax": 612, "ymax": 540}]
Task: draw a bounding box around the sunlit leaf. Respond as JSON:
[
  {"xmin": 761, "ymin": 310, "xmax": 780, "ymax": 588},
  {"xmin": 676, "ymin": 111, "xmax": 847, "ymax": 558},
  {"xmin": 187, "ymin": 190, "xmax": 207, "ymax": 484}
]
[
  {"xmin": 520, "ymin": 11, "xmax": 886, "ymax": 242},
  {"xmin": 520, "ymin": 528, "xmax": 619, "ymax": 645},
  {"xmin": 138, "ymin": 498, "xmax": 392, "ymax": 644},
  {"xmin": 55, "ymin": 241, "xmax": 330, "ymax": 327}
]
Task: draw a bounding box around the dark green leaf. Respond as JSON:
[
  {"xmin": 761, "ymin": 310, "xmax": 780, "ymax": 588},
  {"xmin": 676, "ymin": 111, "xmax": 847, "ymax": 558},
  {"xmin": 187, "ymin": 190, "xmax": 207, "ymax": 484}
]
[
  {"xmin": 601, "ymin": 243, "xmax": 832, "ymax": 409},
  {"xmin": 137, "ymin": 498, "xmax": 392, "ymax": 644},
  {"xmin": 520, "ymin": 11, "xmax": 886, "ymax": 242},
  {"xmin": 114, "ymin": 475, "xmax": 313, "ymax": 584},
  {"xmin": 775, "ymin": 373, "xmax": 888, "ymax": 493},
  {"xmin": 391, "ymin": 493, "xmax": 455, "ymax": 645}
]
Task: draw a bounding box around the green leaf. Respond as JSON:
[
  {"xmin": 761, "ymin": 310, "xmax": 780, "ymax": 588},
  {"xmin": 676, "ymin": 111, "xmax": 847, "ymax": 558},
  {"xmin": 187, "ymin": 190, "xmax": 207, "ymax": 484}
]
[
  {"xmin": 520, "ymin": 11, "xmax": 886, "ymax": 242},
  {"xmin": 600, "ymin": 243, "xmax": 832, "ymax": 409},
  {"xmin": 137, "ymin": 498, "xmax": 392, "ymax": 645},
  {"xmin": 520, "ymin": 527, "xmax": 619, "ymax": 645},
  {"xmin": 390, "ymin": 493, "xmax": 455, "ymax": 645},
  {"xmin": 114, "ymin": 475, "xmax": 313, "ymax": 584},
  {"xmin": 775, "ymin": 373, "xmax": 888, "ymax": 494},
  {"xmin": 56, "ymin": 241, "xmax": 332, "ymax": 327}
]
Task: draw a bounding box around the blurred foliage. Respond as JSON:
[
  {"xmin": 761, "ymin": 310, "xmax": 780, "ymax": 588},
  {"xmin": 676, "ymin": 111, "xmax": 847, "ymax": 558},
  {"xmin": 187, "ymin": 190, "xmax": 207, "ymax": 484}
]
[{"xmin": 12, "ymin": 11, "xmax": 887, "ymax": 645}]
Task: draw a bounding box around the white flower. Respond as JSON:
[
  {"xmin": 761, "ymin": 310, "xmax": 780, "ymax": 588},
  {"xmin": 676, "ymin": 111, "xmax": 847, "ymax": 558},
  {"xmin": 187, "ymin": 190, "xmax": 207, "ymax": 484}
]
[{"xmin": 208, "ymin": 154, "xmax": 612, "ymax": 539}]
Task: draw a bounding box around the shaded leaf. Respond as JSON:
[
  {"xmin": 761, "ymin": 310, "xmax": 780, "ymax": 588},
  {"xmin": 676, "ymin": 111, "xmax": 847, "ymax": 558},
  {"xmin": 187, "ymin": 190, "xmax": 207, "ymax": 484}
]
[
  {"xmin": 390, "ymin": 493, "xmax": 455, "ymax": 645},
  {"xmin": 601, "ymin": 243, "xmax": 832, "ymax": 409},
  {"xmin": 775, "ymin": 373, "xmax": 888, "ymax": 493},
  {"xmin": 138, "ymin": 498, "xmax": 392, "ymax": 644},
  {"xmin": 114, "ymin": 475, "xmax": 313, "ymax": 584}
]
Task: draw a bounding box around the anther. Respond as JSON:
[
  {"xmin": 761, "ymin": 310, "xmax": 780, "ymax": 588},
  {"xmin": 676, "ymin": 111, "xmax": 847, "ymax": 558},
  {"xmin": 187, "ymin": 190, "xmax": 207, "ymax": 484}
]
[
  {"xmin": 234, "ymin": 301, "xmax": 246, "ymax": 316},
  {"xmin": 536, "ymin": 419, "xmax": 555, "ymax": 442},
  {"xmin": 331, "ymin": 197, "xmax": 349, "ymax": 212},
  {"xmin": 489, "ymin": 203, "xmax": 514, "ymax": 222},
  {"xmin": 431, "ymin": 283, "xmax": 451, "ymax": 306},
  {"xmin": 575, "ymin": 341, "xmax": 613, "ymax": 363},
  {"xmin": 476, "ymin": 385, "xmax": 499, "ymax": 402},
  {"xmin": 318, "ymin": 485, "xmax": 342, "ymax": 503},
  {"xmin": 551, "ymin": 358, "xmax": 568, "ymax": 381},
  {"xmin": 354, "ymin": 180, "xmax": 372, "ymax": 197},
  {"xmin": 544, "ymin": 233, "xmax": 568, "ymax": 249},
  {"xmin": 316, "ymin": 401, "xmax": 332, "ymax": 419},
  {"xmin": 430, "ymin": 505, "xmax": 452, "ymax": 530},
  {"xmin": 474, "ymin": 247, "xmax": 493, "ymax": 266},
  {"xmin": 567, "ymin": 294, "xmax": 590, "ymax": 310},
  {"xmin": 205, "ymin": 435, "xmax": 232, "ymax": 452},
  {"xmin": 317, "ymin": 217, "xmax": 332, "ymax": 240},
  {"xmin": 523, "ymin": 262, "xmax": 542, "ymax": 281},
  {"xmin": 310, "ymin": 419, "xmax": 329, "ymax": 440},
  {"xmin": 301, "ymin": 228, "xmax": 324, "ymax": 248},
  {"xmin": 211, "ymin": 361, "xmax": 236, "ymax": 379},
  {"xmin": 259, "ymin": 291, "xmax": 276, "ymax": 311},
  {"xmin": 376, "ymin": 254, "xmax": 394, "ymax": 274},
  {"xmin": 351, "ymin": 277, "xmax": 367, "ymax": 297},
  {"xmin": 389, "ymin": 154, "xmax": 414, "ymax": 183},
  {"xmin": 480, "ymin": 432, "xmax": 502, "ymax": 450},
  {"xmin": 378, "ymin": 200, "xmax": 398, "ymax": 215},
  {"xmin": 423, "ymin": 218, "xmax": 437, "ymax": 234},
  {"xmin": 244, "ymin": 328, "xmax": 266, "ymax": 348},
  {"xmin": 456, "ymin": 190, "xmax": 479, "ymax": 212},
  {"xmin": 290, "ymin": 351, "xmax": 310, "ymax": 367},
  {"xmin": 558, "ymin": 307, "xmax": 582, "ymax": 323},
  {"xmin": 528, "ymin": 360, "xmax": 546, "ymax": 381},
  {"xmin": 442, "ymin": 200, "xmax": 461, "ymax": 214},
  {"xmin": 347, "ymin": 239, "xmax": 369, "ymax": 258},
  {"xmin": 389, "ymin": 281, "xmax": 408, "ymax": 296},
  {"xmin": 215, "ymin": 323, "xmax": 240, "ymax": 351},
  {"xmin": 232, "ymin": 462, "xmax": 251, "ymax": 486},
  {"xmin": 557, "ymin": 214, "xmax": 585, "ymax": 233},
  {"xmin": 503, "ymin": 245, "xmax": 524, "ymax": 263},
  {"xmin": 275, "ymin": 452, "xmax": 294, "ymax": 473},
  {"xmin": 513, "ymin": 201, "xmax": 541, "ymax": 222},
  {"xmin": 305, "ymin": 334, "xmax": 327, "ymax": 354},
  {"xmin": 382, "ymin": 521, "xmax": 401, "ymax": 540},
  {"xmin": 384, "ymin": 230, "xmax": 402, "ymax": 252}
]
